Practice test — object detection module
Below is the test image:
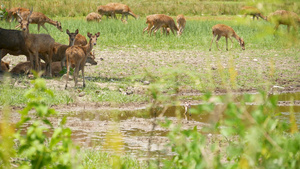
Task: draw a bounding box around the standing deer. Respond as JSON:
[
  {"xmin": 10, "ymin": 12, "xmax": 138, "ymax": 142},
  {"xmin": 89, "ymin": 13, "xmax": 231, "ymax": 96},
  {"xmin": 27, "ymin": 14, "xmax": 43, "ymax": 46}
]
[
  {"xmin": 209, "ymin": 24, "xmax": 245, "ymax": 51},
  {"xmin": 97, "ymin": 5, "xmax": 116, "ymax": 19},
  {"xmin": 17, "ymin": 9, "xmax": 55, "ymax": 76},
  {"xmin": 176, "ymin": 14, "xmax": 186, "ymax": 35},
  {"xmin": 65, "ymin": 32, "xmax": 100, "ymax": 89},
  {"xmin": 0, "ymin": 28, "xmax": 30, "ymax": 73},
  {"xmin": 16, "ymin": 10, "xmax": 63, "ymax": 33},
  {"xmin": 240, "ymin": 6, "xmax": 266, "ymax": 20},
  {"xmin": 150, "ymin": 14, "xmax": 179, "ymax": 36},
  {"xmin": 267, "ymin": 10, "xmax": 300, "ymax": 34},
  {"xmin": 86, "ymin": 12, "xmax": 102, "ymax": 22},
  {"xmin": 106, "ymin": 3, "xmax": 138, "ymax": 22}
]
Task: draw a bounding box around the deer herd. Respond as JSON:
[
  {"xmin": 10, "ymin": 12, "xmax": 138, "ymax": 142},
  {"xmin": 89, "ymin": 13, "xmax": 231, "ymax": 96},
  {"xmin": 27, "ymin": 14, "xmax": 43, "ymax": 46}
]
[{"xmin": 0, "ymin": 3, "xmax": 299, "ymax": 89}]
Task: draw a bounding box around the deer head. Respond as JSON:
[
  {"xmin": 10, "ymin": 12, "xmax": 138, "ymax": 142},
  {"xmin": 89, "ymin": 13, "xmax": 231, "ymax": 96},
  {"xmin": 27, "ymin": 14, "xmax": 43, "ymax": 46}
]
[
  {"xmin": 56, "ymin": 21, "xmax": 63, "ymax": 32},
  {"xmin": 239, "ymin": 38, "xmax": 245, "ymax": 50},
  {"xmin": 17, "ymin": 8, "xmax": 33, "ymax": 32},
  {"xmin": 66, "ymin": 29, "xmax": 79, "ymax": 46},
  {"xmin": 87, "ymin": 32, "xmax": 100, "ymax": 46}
]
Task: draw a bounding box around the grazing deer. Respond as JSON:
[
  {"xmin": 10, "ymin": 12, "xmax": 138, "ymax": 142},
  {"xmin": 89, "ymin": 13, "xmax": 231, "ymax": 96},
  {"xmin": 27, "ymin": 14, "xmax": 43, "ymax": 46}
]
[
  {"xmin": 267, "ymin": 10, "xmax": 300, "ymax": 33},
  {"xmin": 209, "ymin": 24, "xmax": 245, "ymax": 51},
  {"xmin": 6, "ymin": 7, "xmax": 29, "ymax": 22},
  {"xmin": 240, "ymin": 6, "xmax": 266, "ymax": 20},
  {"xmin": 0, "ymin": 28, "xmax": 30, "ymax": 72},
  {"xmin": 65, "ymin": 32, "xmax": 100, "ymax": 89},
  {"xmin": 86, "ymin": 12, "xmax": 102, "ymax": 22},
  {"xmin": 0, "ymin": 60, "xmax": 10, "ymax": 72},
  {"xmin": 97, "ymin": 5, "xmax": 116, "ymax": 19},
  {"xmin": 16, "ymin": 10, "xmax": 63, "ymax": 32},
  {"xmin": 17, "ymin": 9, "xmax": 55, "ymax": 76},
  {"xmin": 143, "ymin": 14, "xmax": 169, "ymax": 35},
  {"xmin": 106, "ymin": 3, "xmax": 138, "ymax": 22},
  {"xmin": 176, "ymin": 14, "xmax": 186, "ymax": 35},
  {"xmin": 150, "ymin": 14, "xmax": 179, "ymax": 36}
]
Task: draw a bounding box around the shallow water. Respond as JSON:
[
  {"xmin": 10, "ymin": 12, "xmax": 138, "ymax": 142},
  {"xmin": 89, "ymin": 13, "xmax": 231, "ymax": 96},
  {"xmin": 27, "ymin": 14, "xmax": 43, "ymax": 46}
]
[{"xmin": 16, "ymin": 92, "xmax": 300, "ymax": 161}]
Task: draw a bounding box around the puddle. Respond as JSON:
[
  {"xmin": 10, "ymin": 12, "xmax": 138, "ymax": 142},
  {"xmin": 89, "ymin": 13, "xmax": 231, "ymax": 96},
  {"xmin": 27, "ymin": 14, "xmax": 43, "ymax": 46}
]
[{"xmin": 8, "ymin": 92, "xmax": 300, "ymax": 161}]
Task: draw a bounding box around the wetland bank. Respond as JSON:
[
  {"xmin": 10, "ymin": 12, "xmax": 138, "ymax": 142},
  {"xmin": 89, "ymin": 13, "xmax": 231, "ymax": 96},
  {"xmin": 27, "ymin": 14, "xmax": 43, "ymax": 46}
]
[{"xmin": 1, "ymin": 0, "xmax": 300, "ymax": 168}]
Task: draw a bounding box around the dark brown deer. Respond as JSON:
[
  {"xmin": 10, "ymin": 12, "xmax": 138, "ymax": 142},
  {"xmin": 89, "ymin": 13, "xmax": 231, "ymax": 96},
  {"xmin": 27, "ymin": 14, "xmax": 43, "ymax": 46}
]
[
  {"xmin": 65, "ymin": 32, "xmax": 100, "ymax": 89},
  {"xmin": 0, "ymin": 28, "xmax": 30, "ymax": 73},
  {"xmin": 16, "ymin": 10, "xmax": 63, "ymax": 32},
  {"xmin": 209, "ymin": 24, "xmax": 245, "ymax": 51},
  {"xmin": 17, "ymin": 9, "xmax": 55, "ymax": 76},
  {"xmin": 106, "ymin": 3, "xmax": 138, "ymax": 22},
  {"xmin": 240, "ymin": 6, "xmax": 266, "ymax": 20},
  {"xmin": 267, "ymin": 10, "xmax": 300, "ymax": 33}
]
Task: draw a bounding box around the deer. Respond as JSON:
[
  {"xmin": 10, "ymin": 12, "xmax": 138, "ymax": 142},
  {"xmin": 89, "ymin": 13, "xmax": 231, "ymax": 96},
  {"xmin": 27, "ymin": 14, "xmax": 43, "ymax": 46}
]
[
  {"xmin": 150, "ymin": 14, "xmax": 179, "ymax": 36},
  {"xmin": 106, "ymin": 3, "xmax": 138, "ymax": 22},
  {"xmin": 86, "ymin": 12, "xmax": 102, "ymax": 22},
  {"xmin": 209, "ymin": 24, "xmax": 245, "ymax": 51},
  {"xmin": 240, "ymin": 6, "xmax": 267, "ymax": 20},
  {"xmin": 15, "ymin": 10, "xmax": 63, "ymax": 33},
  {"xmin": 0, "ymin": 27, "xmax": 31, "ymax": 73},
  {"xmin": 17, "ymin": 9, "xmax": 55, "ymax": 76},
  {"xmin": 6, "ymin": 7, "xmax": 29, "ymax": 22},
  {"xmin": 267, "ymin": 10, "xmax": 300, "ymax": 34},
  {"xmin": 97, "ymin": 5, "xmax": 116, "ymax": 19},
  {"xmin": 74, "ymin": 32, "xmax": 98, "ymax": 65},
  {"xmin": 0, "ymin": 60, "xmax": 10, "ymax": 72},
  {"xmin": 65, "ymin": 32, "xmax": 100, "ymax": 89},
  {"xmin": 143, "ymin": 14, "xmax": 170, "ymax": 35},
  {"xmin": 10, "ymin": 61, "xmax": 69, "ymax": 77},
  {"xmin": 176, "ymin": 14, "xmax": 186, "ymax": 35}
]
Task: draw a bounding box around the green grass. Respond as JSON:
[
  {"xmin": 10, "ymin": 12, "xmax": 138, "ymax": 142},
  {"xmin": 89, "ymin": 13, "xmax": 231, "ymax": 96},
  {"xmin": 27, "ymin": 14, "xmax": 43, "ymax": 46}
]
[
  {"xmin": 2, "ymin": 0, "xmax": 299, "ymax": 17},
  {"xmin": 0, "ymin": 7, "xmax": 299, "ymax": 107}
]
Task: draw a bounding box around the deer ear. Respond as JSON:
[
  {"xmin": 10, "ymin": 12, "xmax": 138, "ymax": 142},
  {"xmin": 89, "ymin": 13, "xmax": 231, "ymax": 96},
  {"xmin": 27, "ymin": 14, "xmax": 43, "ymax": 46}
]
[
  {"xmin": 66, "ymin": 29, "xmax": 70, "ymax": 34},
  {"xmin": 75, "ymin": 29, "xmax": 79, "ymax": 34},
  {"xmin": 96, "ymin": 32, "xmax": 100, "ymax": 37},
  {"xmin": 87, "ymin": 32, "xmax": 92, "ymax": 38}
]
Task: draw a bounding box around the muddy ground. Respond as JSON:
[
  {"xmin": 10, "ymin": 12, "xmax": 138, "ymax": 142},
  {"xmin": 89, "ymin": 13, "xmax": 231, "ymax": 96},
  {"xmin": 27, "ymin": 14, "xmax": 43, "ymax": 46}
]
[{"xmin": 1, "ymin": 48, "xmax": 300, "ymax": 160}]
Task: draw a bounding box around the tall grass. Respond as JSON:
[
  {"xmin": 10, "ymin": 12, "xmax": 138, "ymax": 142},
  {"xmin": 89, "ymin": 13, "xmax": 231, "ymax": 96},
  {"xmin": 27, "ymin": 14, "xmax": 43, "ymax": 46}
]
[{"xmin": 1, "ymin": 0, "xmax": 299, "ymax": 17}]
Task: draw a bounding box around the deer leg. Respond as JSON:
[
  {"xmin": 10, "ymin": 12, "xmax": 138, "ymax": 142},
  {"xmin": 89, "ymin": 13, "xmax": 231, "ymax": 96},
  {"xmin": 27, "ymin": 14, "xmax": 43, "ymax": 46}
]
[
  {"xmin": 226, "ymin": 37, "xmax": 229, "ymax": 51},
  {"xmin": 41, "ymin": 24, "xmax": 49, "ymax": 33},
  {"xmin": 209, "ymin": 34, "xmax": 216, "ymax": 51},
  {"xmin": 229, "ymin": 37, "xmax": 234, "ymax": 49},
  {"xmin": 150, "ymin": 25, "xmax": 157, "ymax": 36},
  {"xmin": 65, "ymin": 58, "xmax": 70, "ymax": 89},
  {"xmin": 216, "ymin": 35, "xmax": 222, "ymax": 51},
  {"xmin": 48, "ymin": 51, "xmax": 53, "ymax": 77},
  {"xmin": 82, "ymin": 65, "xmax": 85, "ymax": 88},
  {"xmin": 273, "ymin": 24, "xmax": 280, "ymax": 35},
  {"xmin": 74, "ymin": 63, "xmax": 80, "ymax": 87},
  {"xmin": 15, "ymin": 24, "xmax": 21, "ymax": 29}
]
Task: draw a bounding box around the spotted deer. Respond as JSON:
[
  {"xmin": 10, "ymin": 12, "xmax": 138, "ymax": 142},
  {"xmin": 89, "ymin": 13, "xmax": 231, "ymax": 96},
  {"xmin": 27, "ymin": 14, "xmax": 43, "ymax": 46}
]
[
  {"xmin": 97, "ymin": 5, "xmax": 116, "ymax": 19},
  {"xmin": 150, "ymin": 14, "xmax": 179, "ymax": 36},
  {"xmin": 106, "ymin": 3, "xmax": 138, "ymax": 22},
  {"xmin": 65, "ymin": 32, "xmax": 100, "ymax": 89},
  {"xmin": 209, "ymin": 24, "xmax": 245, "ymax": 51},
  {"xmin": 86, "ymin": 12, "xmax": 102, "ymax": 22},
  {"xmin": 16, "ymin": 10, "xmax": 62, "ymax": 33},
  {"xmin": 267, "ymin": 10, "xmax": 300, "ymax": 33},
  {"xmin": 240, "ymin": 6, "xmax": 266, "ymax": 20}
]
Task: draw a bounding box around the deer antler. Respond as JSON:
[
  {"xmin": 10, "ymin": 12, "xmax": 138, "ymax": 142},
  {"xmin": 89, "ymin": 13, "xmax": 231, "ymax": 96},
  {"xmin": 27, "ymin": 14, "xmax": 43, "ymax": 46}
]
[
  {"xmin": 16, "ymin": 8, "xmax": 23, "ymax": 21},
  {"xmin": 27, "ymin": 8, "xmax": 33, "ymax": 21}
]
